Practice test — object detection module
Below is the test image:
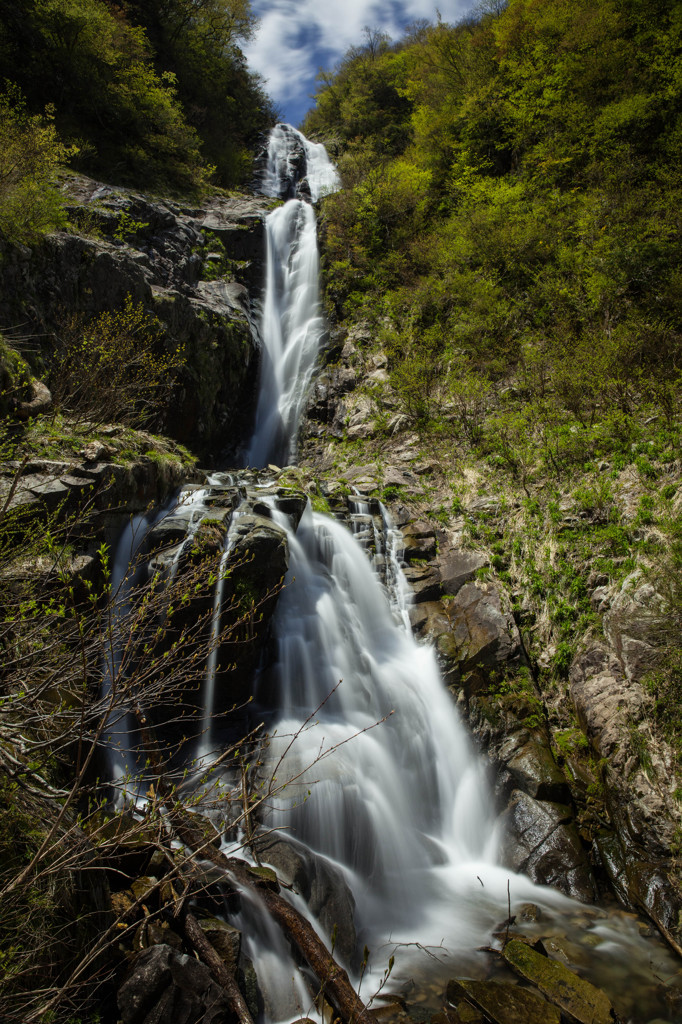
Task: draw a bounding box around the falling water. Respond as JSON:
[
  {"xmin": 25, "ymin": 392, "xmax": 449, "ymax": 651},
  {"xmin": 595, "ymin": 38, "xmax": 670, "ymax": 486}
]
[
  {"xmin": 248, "ymin": 125, "xmax": 339, "ymax": 468},
  {"xmin": 104, "ymin": 126, "xmax": 682, "ymax": 1021},
  {"xmin": 102, "ymin": 495, "xmax": 180, "ymax": 791},
  {"xmin": 241, "ymin": 129, "xmax": 682, "ymax": 1018}
]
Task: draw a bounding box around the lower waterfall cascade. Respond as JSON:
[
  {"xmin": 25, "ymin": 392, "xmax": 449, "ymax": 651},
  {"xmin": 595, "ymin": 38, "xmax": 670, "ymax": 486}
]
[{"xmin": 106, "ymin": 125, "xmax": 682, "ymax": 1024}]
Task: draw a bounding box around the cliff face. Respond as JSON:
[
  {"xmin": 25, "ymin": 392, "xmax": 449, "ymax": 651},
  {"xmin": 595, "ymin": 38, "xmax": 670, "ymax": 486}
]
[{"xmin": 0, "ymin": 175, "xmax": 276, "ymax": 461}]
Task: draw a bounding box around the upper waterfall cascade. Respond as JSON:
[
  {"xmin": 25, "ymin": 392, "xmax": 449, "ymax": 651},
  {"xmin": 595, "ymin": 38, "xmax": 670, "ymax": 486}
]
[{"xmin": 248, "ymin": 124, "xmax": 340, "ymax": 468}]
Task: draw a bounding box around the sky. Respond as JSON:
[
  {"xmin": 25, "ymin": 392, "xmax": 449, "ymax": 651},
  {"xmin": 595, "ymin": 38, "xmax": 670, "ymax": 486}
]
[{"xmin": 243, "ymin": 0, "xmax": 479, "ymax": 126}]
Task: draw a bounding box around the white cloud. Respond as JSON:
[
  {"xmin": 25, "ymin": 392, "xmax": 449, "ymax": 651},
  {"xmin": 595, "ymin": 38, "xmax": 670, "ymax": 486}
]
[{"xmin": 244, "ymin": 0, "xmax": 476, "ymax": 121}]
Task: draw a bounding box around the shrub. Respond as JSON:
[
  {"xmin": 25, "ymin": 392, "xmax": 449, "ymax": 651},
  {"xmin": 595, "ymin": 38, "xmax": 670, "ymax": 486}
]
[
  {"xmin": 0, "ymin": 86, "xmax": 72, "ymax": 244},
  {"xmin": 50, "ymin": 296, "xmax": 185, "ymax": 429}
]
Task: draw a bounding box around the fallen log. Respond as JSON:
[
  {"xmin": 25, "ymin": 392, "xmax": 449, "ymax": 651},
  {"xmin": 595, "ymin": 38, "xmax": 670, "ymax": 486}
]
[
  {"xmin": 180, "ymin": 908, "xmax": 255, "ymax": 1024},
  {"xmin": 173, "ymin": 815, "xmax": 374, "ymax": 1024},
  {"xmin": 133, "ymin": 709, "xmax": 373, "ymax": 1024}
]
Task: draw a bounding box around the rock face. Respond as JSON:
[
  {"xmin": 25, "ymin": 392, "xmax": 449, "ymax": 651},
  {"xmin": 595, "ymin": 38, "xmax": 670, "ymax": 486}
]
[
  {"xmin": 117, "ymin": 944, "xmax": 232, "ymax": 1024},
  {"xmin": 219, "ymin": 510, "xmax": 290, "ymax": 709},
  {"xmin": 501, "ymin": 792, "xmax": 596, "ymax": 898},
  {"xmin": 0, "ymin": 177, "xmax": 275, "ymax": 459},
  {"xmin": 141, "ymin": 471, "xmax": 310, "ymax": 731},
  {"xmin": 570, "ymin": 643, "xmax": 682, "ymax": 949},
  {"xmin": 603, "ymin": 573, "xmax": 666, "ymax": 681}
]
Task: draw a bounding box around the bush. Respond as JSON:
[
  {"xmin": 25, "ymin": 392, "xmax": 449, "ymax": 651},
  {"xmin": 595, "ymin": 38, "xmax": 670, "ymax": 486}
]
[
  {"xmin": 50, "ymin": 296, "xmax": 185, "ymax": 429},
  {"xmin": 0, "ymin": 86, "xmax": 71, "ymax": 244}
]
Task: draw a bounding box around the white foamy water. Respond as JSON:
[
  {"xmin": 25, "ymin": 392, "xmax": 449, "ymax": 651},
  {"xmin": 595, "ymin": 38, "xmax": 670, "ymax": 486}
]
[
  {"xmin": 248, "ymin": 124, "xmax": 339, "ymax": 468},
  {"xmin": 104, "ymin": 127, "xmax": 681, "ymax": 1022},
  {"xmin": 261, "ymin": 122, "xmax": 340, "ymax": 202}
]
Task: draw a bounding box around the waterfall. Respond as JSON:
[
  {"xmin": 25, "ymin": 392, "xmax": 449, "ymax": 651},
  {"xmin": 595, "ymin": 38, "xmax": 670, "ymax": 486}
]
[
  {"xmin": 248, "ymin": 124, "xmax": 340, "ymax": 467},
  {"xmin": 102, "ymin": 496, "xmax": 179, "ymax": 793},
  {"xmin": 260, "ymin": 122, "xmax": 340, "ymax": 203},
  {"xmin": 261, "ymin": 504, "xmax": 500, "ymax": 916},
  {"xmin": 103, "ymin": 126, "xmax": 679, "ymax": 1021}
]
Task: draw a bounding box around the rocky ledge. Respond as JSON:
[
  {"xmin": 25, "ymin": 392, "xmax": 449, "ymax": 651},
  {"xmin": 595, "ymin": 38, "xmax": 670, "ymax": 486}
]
[{"xmin": 0, "ymin": 176, "xmax": 277, "ymax": 459}]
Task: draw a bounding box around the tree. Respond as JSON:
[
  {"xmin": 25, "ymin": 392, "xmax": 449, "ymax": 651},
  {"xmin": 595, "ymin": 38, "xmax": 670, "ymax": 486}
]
[
  {"xmin": 50, "ymin": 296, "xmax": 186, "ymax": 430},
  {"xmin": 0, "ymin": 0, "xmax": 210, "ymax": 192},
  {"xmin": 123, "ymin": 0, "xmax": 276, "ymax": 185},
  {"xmin": 0, "ymin": 85, "xmax": 71, "ymax": 244}
]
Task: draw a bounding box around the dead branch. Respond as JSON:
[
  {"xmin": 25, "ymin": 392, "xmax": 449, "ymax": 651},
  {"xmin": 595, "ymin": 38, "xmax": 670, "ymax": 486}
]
[{"xmin": 179, "ymin": 908, "xmax": 255, "ymax": 1024}]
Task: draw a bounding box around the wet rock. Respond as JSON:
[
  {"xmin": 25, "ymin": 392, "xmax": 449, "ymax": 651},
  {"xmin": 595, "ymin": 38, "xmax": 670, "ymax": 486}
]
[
  {"xmin": 596, "ymin": 830, "xmax": 682, "ymax": 957},
  {"xmin": 501, "ymin": 791, "xmax": 597, "ymax": 901},
  {"xmin": 447, "ymin": 978, "xmax": 560, "ymax": 1024},
  {"xmin": 500, "ymin": 733, "xmax": 571, "ymax": 803},
  {"xmin": 501, "ymin": 938, "xmax": 617, "ymax": 1024},
  {"xmin": 402, "ymin": 563, "xmax": 442, "ymax": 603},
  {"xmin": 419, "ymin": 582, "xmax": 523, "ymax": 693},
  {"xmin": 198, "ymin": 916, "xmax": 241, "ymax": 973},
  {"xmin": 117, "ymin": 943, "xmax": 231, "ymax": 1024},
  {"xmin": 218, "ymin": 513, "xmax": 289, "ymax": 708},
  {"xmin": 257, "ymin": 833, "xmax": 357, "ymax": 965},
  {"xmin": 401, "ymin": 522, "xmax": 438, "ymax": 562},
  {"xmin": 275, "ymin": 490, "xmax": 308, "ymax": 525},
  {"xmin": 518, "ymin": 903, "xmax": 542, "ymax": 923}
]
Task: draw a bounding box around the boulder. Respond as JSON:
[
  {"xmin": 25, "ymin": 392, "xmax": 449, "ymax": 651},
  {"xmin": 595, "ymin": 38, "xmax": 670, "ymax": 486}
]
[
  {"xmin": 447, "ymin": 978, "xmax": 560, "ymax": 1024},
  {"xmin": 402, "ymin": 562, "xmax": 442, "ymax": 603},
  {"xmin": 257, "ymin": 833, "xmax": 356, "ymax": 965},
  {"xmin": 501, "ymin": 939, "xmax": 617, "ymax": 1024},
  {"xmin": 12, "ymin": 378, "xmax": 52, "ymax": 421},
  {"xmin": 438, "ymin": 549, "xmax": 488, "ymax": 596},
  {"xmin": 117, "ymin": 944, "xmax": 231, "ymax": 1024},
  {"xmin": 500, "ymin": 791, "xmax": 597, "ymax": 901},
  {"xmin": 199, "ymin": 917, "xmax": 241, "ymax": 974},
  {"xmin": 498, "ymin": 733, "xmax": 570, "ymax": 803},
  {"xmin": 400, "ymin": 521, "xmax": 437, "ymax": 562}
]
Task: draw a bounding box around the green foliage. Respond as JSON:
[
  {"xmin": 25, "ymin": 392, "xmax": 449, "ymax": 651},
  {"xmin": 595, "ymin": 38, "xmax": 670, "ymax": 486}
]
[
  {"xmin": 0, "ymin": 335, "xmax": 32, "ymax": 416},
  {"xmin": 124, "ymin": 0, "xmax": 275, "ymax": 186},
  {"xmin": 0, "ymin": 0, "xmax": 272, "ymax": 192},
  {"xmin": 310, "ymin": 0, "xmax": 682, "ymax": 474},
  {"xmin": 50, "ymin": 295, "xmax": 185, "ymax": 428},
  {"xmin": 112, "ymin": 212, "xmax": 149, "ymax": 244},
  {"xmin": 0, "ymin": 86, "xmax": 71, "ymax": 243}
]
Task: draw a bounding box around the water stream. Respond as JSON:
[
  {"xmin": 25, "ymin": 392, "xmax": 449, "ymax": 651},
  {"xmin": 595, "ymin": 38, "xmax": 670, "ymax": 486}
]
[
  {"xmin": 248, "ymin": 125, "xmax": 339, "ymax": 468},
  {"xmin": 106, "ymin": 125, "xmax": 682, "ymax": 1022}
]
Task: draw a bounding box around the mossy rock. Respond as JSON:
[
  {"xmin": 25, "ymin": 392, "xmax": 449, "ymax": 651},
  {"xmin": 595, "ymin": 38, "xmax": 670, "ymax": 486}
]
[
  {"xmin": 501, "ymin": 939, "xmax": 617, "ymax": 1024},
  {"xmin": 246, "ymin": 864, "xmax": 280, "ymax": 891},
  {"xmin": 447, "ymin": 978, "xmax": 560, "ymax": 1024}
]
